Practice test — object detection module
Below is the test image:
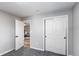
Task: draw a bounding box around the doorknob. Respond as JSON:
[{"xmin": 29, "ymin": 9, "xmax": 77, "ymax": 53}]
[
  {"xmin": 64, "ymin": 37, "xmax": 67, "ymax": 39},
  {"xmin": 16, "ymin": 36, "xmax": 19, "ymax": 38},
  {"xmin": 45, "ymin": 35, "xmax": 47, "ymax": 38}
]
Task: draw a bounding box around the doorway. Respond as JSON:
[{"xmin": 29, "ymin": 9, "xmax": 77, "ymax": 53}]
[
  {"xmin": 43, "ymin": 15, "xmax": 68, "ymax": 55},
  {"xmin": 15, "ymin": 19, "xmax": 30, "ymax": 51},
  {"xmin": 24, "ymin": 21, "xmax": 30, "ymax": 48}
]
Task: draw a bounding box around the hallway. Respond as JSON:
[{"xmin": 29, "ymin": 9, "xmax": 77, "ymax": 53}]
[{"xmin": 3, "ymin": 47, "xmax": 64, "ymax": 56}]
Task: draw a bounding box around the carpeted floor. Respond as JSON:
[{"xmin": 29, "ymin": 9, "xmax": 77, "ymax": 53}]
[{"xmin": 3, "ymin": 47, "xmax": 65, "ymax": 56}]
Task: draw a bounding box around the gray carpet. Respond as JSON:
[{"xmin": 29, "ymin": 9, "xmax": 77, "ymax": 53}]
[{"xmin": 3, "ymin": 47, "xmax": 65, "ymax": 56}]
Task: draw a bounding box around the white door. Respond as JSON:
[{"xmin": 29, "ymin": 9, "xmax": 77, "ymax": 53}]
[
  {"xmin": 45, "ymin": 15, "xmax": 67, "ymax": 55},
  {"xmin": 15, "ymin": 20, "xmax": 24, "ymax": 50}
]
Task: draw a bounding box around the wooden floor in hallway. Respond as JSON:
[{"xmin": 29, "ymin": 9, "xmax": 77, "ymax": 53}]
[{"xmin": 24, "ymin": 37, "xmax": 30, "ymax": 48}]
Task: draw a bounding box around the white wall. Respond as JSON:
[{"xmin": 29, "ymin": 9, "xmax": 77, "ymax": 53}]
[
  {"xmin": 0, "ymin": 11, "xmax": 20, "ymax": 55},
  {"xmin": 26, "ymin": 10, "xmax": 73, "ymax": 55},
  {"xmin": 72, "ymin": 3, "xmax": 79, "ymax": 56}
]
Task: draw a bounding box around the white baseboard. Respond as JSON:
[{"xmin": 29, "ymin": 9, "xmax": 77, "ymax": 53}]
[
  {"xmin": 31, "ymin": 47, "xmax": 44, "ymax": 51},
  {"xmin": 0, "ymin": 49, "xmax": 14, "ymax": 56}
]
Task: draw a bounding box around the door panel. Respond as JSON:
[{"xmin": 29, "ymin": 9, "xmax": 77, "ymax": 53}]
[
  {"xmin": 46, "ymin": 15, "xmax": 67, "ymax": 55},
  {"xmin": 15, "ymin": 20, "xmax": 24, "ymax": 50}
]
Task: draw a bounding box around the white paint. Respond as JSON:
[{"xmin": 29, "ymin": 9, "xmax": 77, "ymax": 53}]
[
  {"xmin": 72, "ymin": 3, "xmax": 79, "ymax": 56},
  {"xmin": 45, "ymin": 15, "xmax": 67, "ymax": 55},
  {"xmin": 29, "ymin": 10, "xmax": 72, "ymax": 56},
  {"xmin": 0, "ymin": 11, "xmax": 16, "ymax": 55},
  {"xmin": 0, "ymin": 2, "xmax": 75, "ymax": 17},
  {"xmin": 15, "ymin": 20, "xmax": 24, "ymax": 50}
]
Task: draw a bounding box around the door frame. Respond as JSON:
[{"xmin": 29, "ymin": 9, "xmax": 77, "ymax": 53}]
[{"xmin": 43, "ymin": 15, "xmax": 68, "ymax": 55}]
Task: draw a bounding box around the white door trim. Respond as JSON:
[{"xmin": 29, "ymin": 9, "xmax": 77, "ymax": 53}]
[{"xmin": 43, "ymin": 15, "xmax": 68, "ymax": 56}]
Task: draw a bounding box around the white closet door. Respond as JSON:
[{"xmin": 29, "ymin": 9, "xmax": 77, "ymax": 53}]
[{"xmin": 46, "ymin": 15, "xmax": 67, "ymax": 55}]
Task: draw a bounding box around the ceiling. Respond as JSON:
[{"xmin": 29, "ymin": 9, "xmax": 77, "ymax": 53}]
[{"xmin": 0, "ymin": 2, "xmax": 76, "ymax": 17}]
